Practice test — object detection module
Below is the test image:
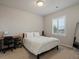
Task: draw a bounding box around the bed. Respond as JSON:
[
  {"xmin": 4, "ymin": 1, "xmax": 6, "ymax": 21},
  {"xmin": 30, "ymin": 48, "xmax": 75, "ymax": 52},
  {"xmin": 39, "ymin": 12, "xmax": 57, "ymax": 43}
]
[{"xmin": 23, "ymin": 32, "xmax": 60, "ymax": 59}]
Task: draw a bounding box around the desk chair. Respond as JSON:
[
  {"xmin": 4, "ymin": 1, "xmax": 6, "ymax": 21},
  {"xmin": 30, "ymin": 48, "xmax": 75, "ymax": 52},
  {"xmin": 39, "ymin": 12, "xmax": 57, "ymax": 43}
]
[
  {"xmin": 3, "ymin": 36, "xmax": 14, "ymax": 53},
  {"xmin": 14, "ymin": 33, "xmax": 24, "ymax": 48}
]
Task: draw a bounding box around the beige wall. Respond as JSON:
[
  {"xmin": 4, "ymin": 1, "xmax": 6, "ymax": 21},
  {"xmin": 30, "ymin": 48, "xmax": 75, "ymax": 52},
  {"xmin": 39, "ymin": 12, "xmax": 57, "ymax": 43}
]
[
  {"xmin": 44, "ymin": 4, "xmax": 79, "ymax": 46},
  {"xmin": 0, "ymin": 4, "xmax": 79, "ymax": 46},
  {"xmin": 0, "ymin": 5, "xmax": 43, "ymax": 35}
]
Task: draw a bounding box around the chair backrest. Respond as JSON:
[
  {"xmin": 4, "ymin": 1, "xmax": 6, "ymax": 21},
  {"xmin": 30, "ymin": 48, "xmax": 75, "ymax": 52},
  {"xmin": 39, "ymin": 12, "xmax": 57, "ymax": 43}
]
[
  {"xmin": 14, "ymin": 33, "xmax": 24, "ymax": 41},
  {"xmin": 0, "ymin": 32, "xmax": 4, "ymax": 38}
]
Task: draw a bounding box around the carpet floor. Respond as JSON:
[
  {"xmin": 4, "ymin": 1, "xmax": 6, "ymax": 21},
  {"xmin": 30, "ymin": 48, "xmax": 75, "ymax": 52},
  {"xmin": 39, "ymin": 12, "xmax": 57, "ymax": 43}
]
[{"xmin": 0, "ymin": 46, "xmax": 79, "ymax": 59}]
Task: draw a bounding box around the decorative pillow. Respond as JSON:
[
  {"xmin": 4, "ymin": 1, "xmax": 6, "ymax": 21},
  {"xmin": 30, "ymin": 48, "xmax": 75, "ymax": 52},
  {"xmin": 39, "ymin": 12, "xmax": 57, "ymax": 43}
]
[
  {"xmin": 34, "ymin": 32, "xmax": 40, "ymax": 37},
  {"xmin": 26, "ymin": 32, "xmax": 33, "ymax": 38}
]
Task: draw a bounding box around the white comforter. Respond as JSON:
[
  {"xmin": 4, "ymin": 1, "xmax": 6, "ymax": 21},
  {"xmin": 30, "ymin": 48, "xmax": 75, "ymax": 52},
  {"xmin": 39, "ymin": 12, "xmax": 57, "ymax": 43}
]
[{"xmin": 23, "ymin": 36, "xmax": 60, "ymax": 55}]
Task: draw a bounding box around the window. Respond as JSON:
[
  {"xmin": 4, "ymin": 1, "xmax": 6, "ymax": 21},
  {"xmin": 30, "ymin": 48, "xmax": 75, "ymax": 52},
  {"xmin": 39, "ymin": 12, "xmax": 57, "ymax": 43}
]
[{"xmin": 52, "ymin": 16, "xmax": 66, "ymax": 35}]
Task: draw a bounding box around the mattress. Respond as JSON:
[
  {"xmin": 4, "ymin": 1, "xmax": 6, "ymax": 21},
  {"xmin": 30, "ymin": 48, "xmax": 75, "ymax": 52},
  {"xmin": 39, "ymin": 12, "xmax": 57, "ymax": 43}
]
[{"xmin": 23, "ymin": 36, "xmax": 60, "ymax": 55}]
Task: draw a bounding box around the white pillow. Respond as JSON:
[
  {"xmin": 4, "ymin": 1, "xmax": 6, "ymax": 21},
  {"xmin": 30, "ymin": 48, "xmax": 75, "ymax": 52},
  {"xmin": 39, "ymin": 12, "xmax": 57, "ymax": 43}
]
[
  {"xmin": 26, "ymin": 32, "xmax": 33, "ymax": 38},
  {"xmin": 34, "ymin": 32, "xmax": 40, "ymax": 37}
]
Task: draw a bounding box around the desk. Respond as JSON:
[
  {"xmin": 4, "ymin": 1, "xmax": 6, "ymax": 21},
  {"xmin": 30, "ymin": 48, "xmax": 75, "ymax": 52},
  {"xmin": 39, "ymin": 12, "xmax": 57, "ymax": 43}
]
[
  {"xmin": 0, "ymin": 36, "xmax": 20, "ymax": 53},
  {"xmin": 1, "ymin": 36, "xmax": 14, "ymax": 53},
  {"xmin": 0, "ymin": 38, "xmax": 4, "ymax": 52},
  {"xmin": 0, "ymin": 35, "xmax": 23, "ymax": 53}
]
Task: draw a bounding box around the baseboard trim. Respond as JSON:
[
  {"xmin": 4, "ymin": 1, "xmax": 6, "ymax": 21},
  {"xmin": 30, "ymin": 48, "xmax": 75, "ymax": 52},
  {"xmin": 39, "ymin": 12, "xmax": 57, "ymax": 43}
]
[{"xmin": 60, "ymin": 44, "xmax": 73, "ymax": 49}]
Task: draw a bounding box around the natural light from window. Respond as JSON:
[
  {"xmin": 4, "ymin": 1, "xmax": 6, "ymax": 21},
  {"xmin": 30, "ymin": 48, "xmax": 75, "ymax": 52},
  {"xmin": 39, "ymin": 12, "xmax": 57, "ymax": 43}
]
[{"xmin": 52, "ymin": 16, "xmax": 66, "ymax": 35}]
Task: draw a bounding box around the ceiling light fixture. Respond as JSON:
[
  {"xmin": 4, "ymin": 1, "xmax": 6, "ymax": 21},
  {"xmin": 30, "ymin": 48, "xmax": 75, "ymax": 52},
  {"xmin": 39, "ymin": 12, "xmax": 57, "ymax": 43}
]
[{"xmin": 36, "ymin": 0, "xmax": 44, "ymax": 7}]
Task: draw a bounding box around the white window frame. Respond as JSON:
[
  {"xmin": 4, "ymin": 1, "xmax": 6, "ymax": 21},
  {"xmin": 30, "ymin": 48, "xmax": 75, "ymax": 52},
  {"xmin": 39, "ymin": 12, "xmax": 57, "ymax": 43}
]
[{"xmin": 52, "ymin": 16, "xmax": 66, "ymax": 36}]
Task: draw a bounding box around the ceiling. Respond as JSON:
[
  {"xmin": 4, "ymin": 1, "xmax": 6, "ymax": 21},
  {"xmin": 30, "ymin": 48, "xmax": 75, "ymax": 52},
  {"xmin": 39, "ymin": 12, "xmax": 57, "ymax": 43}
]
[{"xmin": 0, "ymin": 0, "xmax": 79, "ymax": 16}]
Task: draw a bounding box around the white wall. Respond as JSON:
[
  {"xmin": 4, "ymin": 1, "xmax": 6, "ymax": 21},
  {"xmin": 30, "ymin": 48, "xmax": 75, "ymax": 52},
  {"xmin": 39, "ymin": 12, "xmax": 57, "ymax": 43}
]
[
  {"xmin": 0, "ymin": 5, "xmax": 43, "ymax": 35},
  {"xmin": 44, "ymin": 4, "xmax": 79, "ymax": 46}
]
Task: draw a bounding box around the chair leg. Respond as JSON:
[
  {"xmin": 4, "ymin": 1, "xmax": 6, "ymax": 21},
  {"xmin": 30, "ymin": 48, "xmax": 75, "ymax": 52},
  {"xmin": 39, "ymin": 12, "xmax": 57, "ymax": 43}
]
[
  {"xmin": 11, "ymin": 47, "xmax": 13, "ymax": 51},
  {"xmin": 2, "ymin": 49, "xmax": 6, "ymax": 54}
]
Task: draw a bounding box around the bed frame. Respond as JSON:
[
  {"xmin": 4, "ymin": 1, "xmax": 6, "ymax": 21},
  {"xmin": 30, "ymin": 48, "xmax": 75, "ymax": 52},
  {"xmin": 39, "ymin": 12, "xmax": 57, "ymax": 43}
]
[{"xmin": 23, "ymin": 45, "xmax": 59, "ymax": 59}]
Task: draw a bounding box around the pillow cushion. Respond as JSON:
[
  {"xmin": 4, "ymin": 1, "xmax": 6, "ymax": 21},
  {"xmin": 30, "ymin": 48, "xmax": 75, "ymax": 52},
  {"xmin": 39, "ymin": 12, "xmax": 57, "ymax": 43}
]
[
  {"xmin": 26, "ymin": 32, "xmax": 33, "ymax": 38},
  {"xmin": 34, "ymin": 32, "xmax": 40, "ymax": 37}
]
